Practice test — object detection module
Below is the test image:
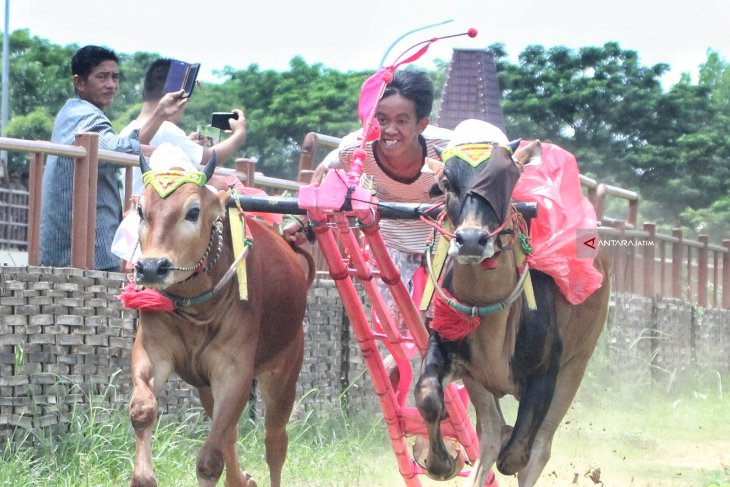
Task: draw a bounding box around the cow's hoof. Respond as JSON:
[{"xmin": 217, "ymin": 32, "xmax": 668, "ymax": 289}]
[
  {"xmin": 413, "ymin": 436, "xmax": 465, "ymax": 481},
  {"xmin": 224, "ymin": 470, "xmax": 257, "ymax": 487},
  {"xmin": 496, "ymin": 448, "xmax": 530, "ymax": 476},
  {"xmin": 130, "ymin": 473, "xmax": 157, "ymax": 487}
]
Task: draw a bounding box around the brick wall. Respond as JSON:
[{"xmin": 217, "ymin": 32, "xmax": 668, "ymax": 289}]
[
  {"xmin": 600, "ymin": 292, "xmax": 729, "ymax": 390},
  {"xmin": 1, "ymin": 268, "xmax": 728, "ymax": 448}
]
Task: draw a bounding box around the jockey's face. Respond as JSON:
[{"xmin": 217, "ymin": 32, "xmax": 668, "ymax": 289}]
[{"xmin": 375, "ymin": 93, "xmax": 429, "ymax": 160}]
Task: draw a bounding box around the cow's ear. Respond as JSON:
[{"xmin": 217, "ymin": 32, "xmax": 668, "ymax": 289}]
[
  {"xmin": 507, "ymin": 139, "xmax": 521, "ymax": 154},
  {"xmin": 429, "ymin": 182, "xmax": 444, "ymax": 198},
  {"xmin": 514, "ymin": 140, "xmax": 542, "ymax": 169}
]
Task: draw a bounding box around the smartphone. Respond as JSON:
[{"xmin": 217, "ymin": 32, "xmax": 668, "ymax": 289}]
[{"xmin": 211, "ymin": 112, "xmax": 239, "ymax": 131}]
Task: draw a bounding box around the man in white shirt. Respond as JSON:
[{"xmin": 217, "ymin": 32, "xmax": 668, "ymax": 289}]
[{"xmin": 120, "ymin": 58, "xmax": 247, "ymax": 195}]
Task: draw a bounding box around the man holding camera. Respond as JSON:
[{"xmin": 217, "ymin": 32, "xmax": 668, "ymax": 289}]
[{"xmin": 120, "ymin": 57, "xmax": 246, "ymax": 195}]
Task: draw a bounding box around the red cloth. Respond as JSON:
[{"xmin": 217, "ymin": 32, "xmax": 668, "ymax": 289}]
[
  {"xmin": 117, "ymin": 282, "xmax": 174, "ymax": 311},
  {"xmin": 512, "ymin": 141, "xmax": 603, "ymax": 304},
  {"xmin": 430, "ymin": 289, "xmax": 481, "ymax": 341}
]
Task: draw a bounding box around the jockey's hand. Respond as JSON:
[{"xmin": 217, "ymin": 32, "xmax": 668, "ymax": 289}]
[
  {"xmin": 282, "ymin": 217, "xmax": 313, "ymax": 246},
  {"xmin": 311, "ymin": 160, "xmax": 329, "ymax": 184}
]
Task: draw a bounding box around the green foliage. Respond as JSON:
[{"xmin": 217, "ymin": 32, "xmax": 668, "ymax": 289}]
[{"xmin": 495, "ymin": 41, "xmax": 669, "ymax": 183}]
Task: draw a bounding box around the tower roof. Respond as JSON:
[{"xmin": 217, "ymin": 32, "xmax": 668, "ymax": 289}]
[{"xmin": 436, "ymin": 48, "xmax": 507, "ymax": 136}]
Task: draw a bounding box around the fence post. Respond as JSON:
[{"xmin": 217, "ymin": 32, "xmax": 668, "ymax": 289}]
[
  {"xmin": 722, "ymin": 239, "xmax": 730, "ymax": 309},
  {"xmin": 71, "ymin": 132, "xmax": 98, "ymax": 269},
  {"xmin": 236, "ymin": 158, "xmax": 256, "ymax": 187},
  {"xmin": 123, "ymin": 167, "xmax": 134, "ymax": 212},
  {"xmin": 643, "ymin": 223, "xmax": 656, "ymax": 297},
  {"xmin": 593, "ymin": 184, "xmax": 607, "ymax": 224},
  {"xmin": 27, "ymin": 151, "xmax": 44, "ymax": 266},
  {"xmin": 613, "ymin": 221, "xmax": 626, "ymax": 293},
  {"xmin": 698, "ymin": 235, "xmax": 709, "ymax": 307},
  {"xmin": 627, "ymin": 198, "xmax": 639, "ymax": 229},
  {"xmin": 298, "ymin": 170, "xmax": 314, "ymax": 184},
  {"xmin": 672, "ymin": 228, "xmax": 683, "ymax": 300},
  {"xmin": 297, "ymin": 132, "xmax": 316, "ymax": 181}
]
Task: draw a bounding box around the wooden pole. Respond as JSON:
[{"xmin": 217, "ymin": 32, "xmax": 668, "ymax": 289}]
[
  {"xmin": 643, "ymin": 223, "xmax": 656, "ymax": 297},
  {"xmin": 671, "ymin": 228, "xmax": 682, "ymax": 300},
  {"xmin": 27, "ymin": 151, "xmax": 44, "ymax": 266},
  {"xmin": 698, "ymin": 235, "xmax": 709, "ymax": 307}
]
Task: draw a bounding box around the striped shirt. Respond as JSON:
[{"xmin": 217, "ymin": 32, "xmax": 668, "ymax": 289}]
[
  {"xmin": 40, "ymin": 98, "xmax": 141, "ymax": 270},
  {"xmin": 326, "ymin": 126, "xmax": 451, "ymax": 254}
]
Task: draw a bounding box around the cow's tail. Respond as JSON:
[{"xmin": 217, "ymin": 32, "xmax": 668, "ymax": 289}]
[{"xmin": 292, "ymin": 245, "xmax": 316, "ymax": 287}]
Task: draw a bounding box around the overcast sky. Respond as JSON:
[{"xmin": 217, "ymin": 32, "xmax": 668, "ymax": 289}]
[{"xmin": 8, "ymin": 0, "xmax": 729, "ymax": 89}]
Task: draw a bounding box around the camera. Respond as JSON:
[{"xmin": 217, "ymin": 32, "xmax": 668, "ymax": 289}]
[{"xmin": 211, "ymin": 112, "xmax": 239, "ymax": 131}]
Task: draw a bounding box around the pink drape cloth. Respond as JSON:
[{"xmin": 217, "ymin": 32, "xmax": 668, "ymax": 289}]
[{"xmin": 512, "ymin": 141, "xmax": 603, "ymax": 305}]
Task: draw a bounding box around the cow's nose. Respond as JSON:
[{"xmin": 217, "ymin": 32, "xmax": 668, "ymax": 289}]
[
  {"xmin": 454, "ymin": 228, "xmax": 490, "ymax": 256},
  {"xmin": 135, "ymin": 258, "xmax": 172, "ymax": 283}
]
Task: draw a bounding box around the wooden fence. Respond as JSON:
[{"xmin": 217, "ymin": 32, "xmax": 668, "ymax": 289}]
[{"xmin": 0, "ymin": 133, "xmax": 728, "ymax": 309}]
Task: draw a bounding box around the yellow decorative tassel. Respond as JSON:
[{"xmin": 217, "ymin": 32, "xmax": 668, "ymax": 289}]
[
  {"xmin": 228, "ymin": 207, "xmax": 249, "ymax": 300},
  {"xmin": 420, "ymin": 225, "xmax": 452, "ymax": 312},
  {"xmin": 514, "ymin": 242, "xmax": 537, "ymax": 310}
]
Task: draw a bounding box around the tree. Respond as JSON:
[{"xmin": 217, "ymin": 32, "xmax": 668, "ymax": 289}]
[
  {"xmin": 494, "ymin": 42, "xmax": 669, "ymax": 185},
  {"xmin": 631, "ymin": 51, "xmax": 730, "ymax": 233}
]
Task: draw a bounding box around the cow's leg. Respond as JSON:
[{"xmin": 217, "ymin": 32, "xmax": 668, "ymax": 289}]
[
  {"xmin": 462, "ymin": 377, "xmax": 503, "ymax": 487},
  {"xmin": 129, "ymin": 326, "xmax": 174, "ymax": 487},
  {"xmin": 197, "ymin": 387, "xmax": 257, "ymax": 487},
  {"xmin": 516, "ymin": 361, "xmax": 584, "ymax": 487},
  {"xmin": 518, "ymin": 285, "xmax": 609, "ymax": 487},
  {"xmin": 256, "ymin": 331, "xmax": 303, "ymax": 487},
  {"xmin": 415, "ymin": 333, "xmax": 457, "ymax": 480},
  {"xmin": 497, "ymin": 271, "xmax": 562, "ymax": 477},
  {"xmin": 197, "ymin": 360, "xmax": 256, "ymax": 487}
]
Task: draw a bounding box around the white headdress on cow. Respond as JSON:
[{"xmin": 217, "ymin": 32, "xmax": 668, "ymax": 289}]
[
  {"xmin": 447, "ymin": 119, "xmax": 509, "ymax": 148},
  {"xmin": 148, "ymin": 143, "xmax": 198, "ymax": 172},
  {"xmin": 142, "ymin": 143, "xmax": 217, "ymax": 198}
]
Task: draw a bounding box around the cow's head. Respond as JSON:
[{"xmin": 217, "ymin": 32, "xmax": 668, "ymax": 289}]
[
  {"xmin": 435, "ymin": 120, "xmax": 528, "ymax": 266},
  {"xmin": 134, "ymin": 149, "xmax": 228, "ymax": 288}
]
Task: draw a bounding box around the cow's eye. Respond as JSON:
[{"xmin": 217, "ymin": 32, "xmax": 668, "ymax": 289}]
[
  {"xmin": 185, "ymin": 207, "xmax": 200, "ymax": 222},
  {"xmin": 136, "ymin": 205, "xmax": 144, "ymax": 220},
  {"xmin": 442, "ymin": 177, "xmax": 454, "ymax": 193}
]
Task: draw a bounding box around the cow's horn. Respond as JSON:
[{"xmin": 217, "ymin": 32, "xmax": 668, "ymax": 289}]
[
  {"xmin": 139, "ymin": 153, "xmax": 152, "ymax": 174},
  {"xmin": 203, "ymin": 151, "xmax": 217, "ymax": 182}
]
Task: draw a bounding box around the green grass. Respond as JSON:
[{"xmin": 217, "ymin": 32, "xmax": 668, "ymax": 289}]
[{"xmin": 1, "ymin": 371, "xmax": 729, "ymax": 487}]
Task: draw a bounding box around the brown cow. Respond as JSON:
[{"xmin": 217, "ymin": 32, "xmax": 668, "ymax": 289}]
[
  {"xmin": 126, "ymin": 152, "xmax": 314, "ymax": 487},
  {"xmin": 414, "ymin": 131, "xmax": 610, "ymax": 486}
]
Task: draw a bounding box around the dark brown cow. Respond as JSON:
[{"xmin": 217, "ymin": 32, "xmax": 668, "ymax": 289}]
[
  {"xmin": 127, "ymin": 154, "xmax": 314, "ymax": 487},
  {"xmin": 414, "ymin": 138, "xmax": 611, "ymax": 486}
]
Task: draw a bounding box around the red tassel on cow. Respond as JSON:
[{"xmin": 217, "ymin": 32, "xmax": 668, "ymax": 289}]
[
  {"xmin": 430, "ymin": 291, "xmax": 481, "ymax": 342},
  {"xmin": 118, "ymin": 282, "xmax": 175, "ymax": 311}
]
